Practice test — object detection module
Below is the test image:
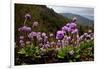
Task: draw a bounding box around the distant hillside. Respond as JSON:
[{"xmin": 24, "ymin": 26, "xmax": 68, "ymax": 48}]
[
  {"xmin": 15, "ymin": 4, "xmax": 69, "ymax": 39},
  {"xmin": 60, "ymin": 13, "xmax": 94, "ymax": 26},
  {"xmin": 82, "ymin": 15, "xmax": 94, "ymax": 20}
]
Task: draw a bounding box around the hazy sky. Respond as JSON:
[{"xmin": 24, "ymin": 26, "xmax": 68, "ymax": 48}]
[{"xmin": 47, "ymin": 5, "xmax": 94, "ymax": 17}]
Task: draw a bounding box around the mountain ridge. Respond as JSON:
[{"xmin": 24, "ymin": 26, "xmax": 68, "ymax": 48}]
[{"xmin": 59, "ymin": 13, "xmax": 94, "ymax": 26}]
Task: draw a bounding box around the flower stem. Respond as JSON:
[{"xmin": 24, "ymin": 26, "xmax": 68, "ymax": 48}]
[{"xmin": 24, "ymin": 18, "xmax": 27, "ymax": 25}]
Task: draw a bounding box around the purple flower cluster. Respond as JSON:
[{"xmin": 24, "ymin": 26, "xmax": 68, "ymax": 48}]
[
  {"xmin": 17, "ymin": 14, "xmax": 94, "ymax": 49},
  {"xmin": 19, "ymin": 36, "xmax": 25, "ymax": 47},
  {"xmin": 32, "ymin": 21, "xmax": 39, "ymax": 27},
  {"xmin": 25, "ymin": 13, "xmax": 31, "ymax": 19},
  {"xmin": 56, "ymin": 31, "xmax": 64, "ymax": 40},
  {"xmin": 18, "ymin": 26, "xmax": 31, "ymax": 32},
  {"xmin": 61, "ymin": 22, "xmax": 78, "ymax": 35},
  {"xmin": 55, "ymin": 18, "xmax": 79, "ymax": 46},
  {"xmin": 28, "ymin": 32, "xmax": 37, "ymax": 39},
  {"xmin": 78, "ymin": 32, "xmax": 94, "ymax": 42}
]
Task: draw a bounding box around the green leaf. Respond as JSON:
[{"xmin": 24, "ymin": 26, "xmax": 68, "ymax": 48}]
[
  {"xmin": 75, "ymin": 47, "xmax": 80, "ymax": 53},
  {"xmin": 18, "ymin": 48, "xmax": 26, "ymax": 54},
  {"xmin": 75, "ymin": 55, "xmax": 80, "ymax": 59},
  {"xmin": 57, "ymin": 48, "xmax": 67, "ymax": 59},
  {"xmin": 66, "ymin": 46, "xmax": 73, "ymax": 52},
  {"xmin": 57, "ymin": 55, "xmax": 64, "ymax": 59}
]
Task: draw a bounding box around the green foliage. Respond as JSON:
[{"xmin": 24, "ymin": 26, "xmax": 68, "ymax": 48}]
[
  {"xmin": 16, "ymin": 40, "xmax": 94, "ymax": 64},
  {"xmin": 57, "ymin": 46, "xmax": 73, "ymax": 59},
  {"xmin": 57, "ymin": 40, "xmax": 94, "ymax": 61},
  {"xmin": 18, "ymin": 43, "xmax": 41, "ymax": 58},
  {"xmin": 57, "ymin": 48, "xmax": 67, "ymax": 59}
]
